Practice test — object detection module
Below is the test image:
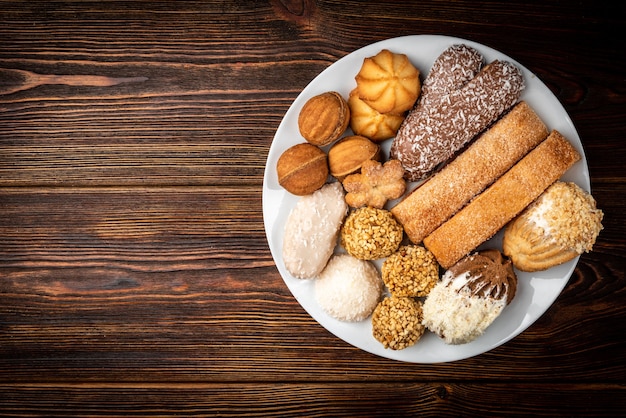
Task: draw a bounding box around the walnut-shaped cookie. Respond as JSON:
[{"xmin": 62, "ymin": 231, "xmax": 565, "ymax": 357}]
[
  {"xmin": 298, "ymin": 91, "xmax": 350, "ymax": 147},
  {"xmin": 342, "ymin": 159, "xmax": 406, "ymax": 209}
]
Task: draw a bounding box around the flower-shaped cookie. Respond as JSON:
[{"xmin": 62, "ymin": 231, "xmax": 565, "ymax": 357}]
[
  {"xmin": 355, "ymin": 49, "xmax": 420, "ymax": 114},
  {"xmin": 348, "ymin": 88, "xmax": 406, "ymax": 142},
  {"xmin": 343, "ymin": 159, "xmax": 406, "ymax": 209}
]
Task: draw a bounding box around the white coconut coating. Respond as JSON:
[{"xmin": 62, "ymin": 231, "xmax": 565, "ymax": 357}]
[{"xmin": 315, "ymin": 254, "xmax": 383, "ymax": 322}]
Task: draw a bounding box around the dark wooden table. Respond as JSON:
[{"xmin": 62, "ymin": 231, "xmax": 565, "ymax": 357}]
[{"xmin": 1, "ymin": 1, "xmax": 624, "ymax": 416}]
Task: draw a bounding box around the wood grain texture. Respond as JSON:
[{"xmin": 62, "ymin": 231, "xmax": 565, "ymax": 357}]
[
  {"xmin": 1, "ymin": 0, "xmax": 625, "ymax": 415},
  {"xmin": 1, "ymin": 383, "xmax": 625, "ymax": 417}
]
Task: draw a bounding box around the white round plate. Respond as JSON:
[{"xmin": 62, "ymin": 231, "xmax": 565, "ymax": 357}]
[{"xmin": 262, "ymin": 35, "xmax": 589, "ymax": 363}]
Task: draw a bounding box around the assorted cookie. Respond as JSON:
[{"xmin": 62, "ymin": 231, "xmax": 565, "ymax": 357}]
[
  {"xmin": 382, "ymin": 245, "xmax": 438, "ymax": 298},
  {"xmin": 328, "ymin": 135, "xmax": 380, "ymax": 181},
  {"xmin": 372, "ymin": 296, "xmax": 425, "ymax": 350},
  {"xmin": 276, "ymin": 44, "xmax": 603, "ymax": 351},
  {"xmin": 298, "ymin": 91, "xmax": 350, "ymax": 147},
  {"xmin": 341, "ymin": 207, "xmax": 403, "ymax": 260},
  {"xmin": 348, "ymin": 88, "xmax": 406, "ymax": 142},
  {"xmin": 422, "ymin": 250, "xmax": 517, "ymax": 345},
  {"xmin": 282, "ymin": 182, "xmax": 347, "ymax": 279},
  {"xmin": 342, "ymin": 159, "xmax": 406, "ymax": 209},
  {"xmin": 391, "ymin": 46, "xmax": 525, "ymax": 181},
  {"xmin": 503, "ymin": 181, "xmax": 604, "ymax": 272},
  {"xmin": 354, "ymin": 49, "xmax": 421, "ymax": 114},
  {"xmin": 276, "ymin": 143, "xmax": 328, "ymax": 196}
]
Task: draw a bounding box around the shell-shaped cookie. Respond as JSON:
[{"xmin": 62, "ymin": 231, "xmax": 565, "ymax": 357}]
[
  {"xmin": 503, "ymin": 212, "xmax": 578, "ymax": 272},
  {"xmin": 355, "ymin": 49, "xmax": 420, "ymax": 114},
  {"xmin": 503, "ymin": 182, "xmax": 603, "ymax": 272}
]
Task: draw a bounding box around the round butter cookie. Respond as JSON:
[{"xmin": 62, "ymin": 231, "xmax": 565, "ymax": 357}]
[
  {"xmin": 355, "ymin": 49, "xmax": 420, "ymax": 114},
  {"xmin": 348, "ymin": 88, "xmax": 405, "ymax": 142}
]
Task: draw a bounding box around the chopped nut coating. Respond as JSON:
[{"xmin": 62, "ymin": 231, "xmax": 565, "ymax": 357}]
[
  {"xmin": 372, "ymin": 296, "xmax": 425, "ymax": 350},
  {"xmin": 341, "ymin": 207, "xmax": 403, "ymax": 260},
  {"xmin": 382, "ymin": 245, "xmax": 439, "ymax": 297}
]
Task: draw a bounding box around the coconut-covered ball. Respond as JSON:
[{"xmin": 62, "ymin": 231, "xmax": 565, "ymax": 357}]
[
  {"xmin": 372, "ymin": 296, "xmax": 425, "ymax": 350},
  {"xmin": 315, "ymin": 254, "xmax": 383, "ymax": 322},
  {"xmin": 340, "ymin": 206, "xmax": 403, "ymax": 260}
]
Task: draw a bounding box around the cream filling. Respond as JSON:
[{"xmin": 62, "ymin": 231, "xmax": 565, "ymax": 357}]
[
  {"xmin": 527, "ymin": 197, "xmax": 554, "ymax": 238},
  {"xmin": 422, "ymin": 271, "xmax": 506, "ymax": 345}
]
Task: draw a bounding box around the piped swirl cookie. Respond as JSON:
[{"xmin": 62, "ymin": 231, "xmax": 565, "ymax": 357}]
[
  {"xmin": 354, "ymin": 49, "xmax": 420, "ymax": 114},
  {"xmin": 503, "ymin": 181, "xmax": 603, "ymax": 272}
]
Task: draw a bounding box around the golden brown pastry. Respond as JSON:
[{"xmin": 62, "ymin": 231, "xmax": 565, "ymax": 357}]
[
  {"xmin": 298, "ymin": 91, "xmax": 350, "ymax": 147},
  {"xmin": 503, "ymin": 182, "xmax": 603, "ymax": 271},
  {"xmin": 327, "ymin": 135, "xmax": 380, "ymax": 181},
  {"xmin": 276, "ymin": 143, "xmax": 328, "ymax": 196},
  {"xmin": 354, "ymin": 49, "xmax": 420, "ymax": 114},
  {"xmin": 423, "ymin": 130, "xmax": 581, "ymax": 269},
  {"xmin": 347, "ymin": 88, "xmax": 405, "ymax": 142},
  {"xmin": 342, "ymin": 159, "xmax": 406, "ymax": 209},
  {"xmin": 391, "ymin": 101, "xmax": 549, "ymax": 244}
]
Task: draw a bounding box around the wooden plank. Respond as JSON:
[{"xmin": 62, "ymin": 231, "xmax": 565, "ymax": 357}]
[
  {"xmin": 1, "ymin": 269, "xmax": 624, "ymax": 383},
  {"xmin": 0, "ymin": 186, "xmax": 271, "ymax": 263},
  {"xmin": 0, "ymin": 92, "xmax": 289, "ymax": 186},
  {"xmin": 0, "ymin": 383, "xmax": 624, "ymax": 417},
  {"xmin": 0, "ymin": 3, "xmax": 623, "ymax": 188},
  {"xmin": 0, "ymin": 186, "xmax": 624, "ymax": 383}
]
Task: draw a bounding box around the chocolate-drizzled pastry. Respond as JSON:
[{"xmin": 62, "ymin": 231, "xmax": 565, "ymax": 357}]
[
  {"xmin": 447, "ymin": 249, "xmax": 517, "ymax": 304},
  {"xmin": 422, "ymin": 249, "xmax": 517, "ymax": 345}
]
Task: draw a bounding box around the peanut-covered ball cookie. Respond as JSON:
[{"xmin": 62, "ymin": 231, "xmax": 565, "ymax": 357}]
[
  {"xmin": 372, "ymin": 296, "xmax": 425, "ymax": 350},
  {"xmin": 382, "ymin": 245, "xmax": 439, "ymax": 297},
  {"xmin": 340, "ymin": 207, "xmax": 403, "ymax": 260}
]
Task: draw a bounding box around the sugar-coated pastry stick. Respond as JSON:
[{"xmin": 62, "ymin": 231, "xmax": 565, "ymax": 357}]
[
  {"xmin": 423, "ymin": 130, "xmax": 581, "ymax": 269},
  {"xmin": 392, "ymin": 101, "xmax": 549, "ymax": 244}
]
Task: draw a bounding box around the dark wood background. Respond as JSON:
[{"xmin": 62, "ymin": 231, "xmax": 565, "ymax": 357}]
[{"xmin": 1, "ymin": 0, "xmax": 624, "ymax": 416}]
